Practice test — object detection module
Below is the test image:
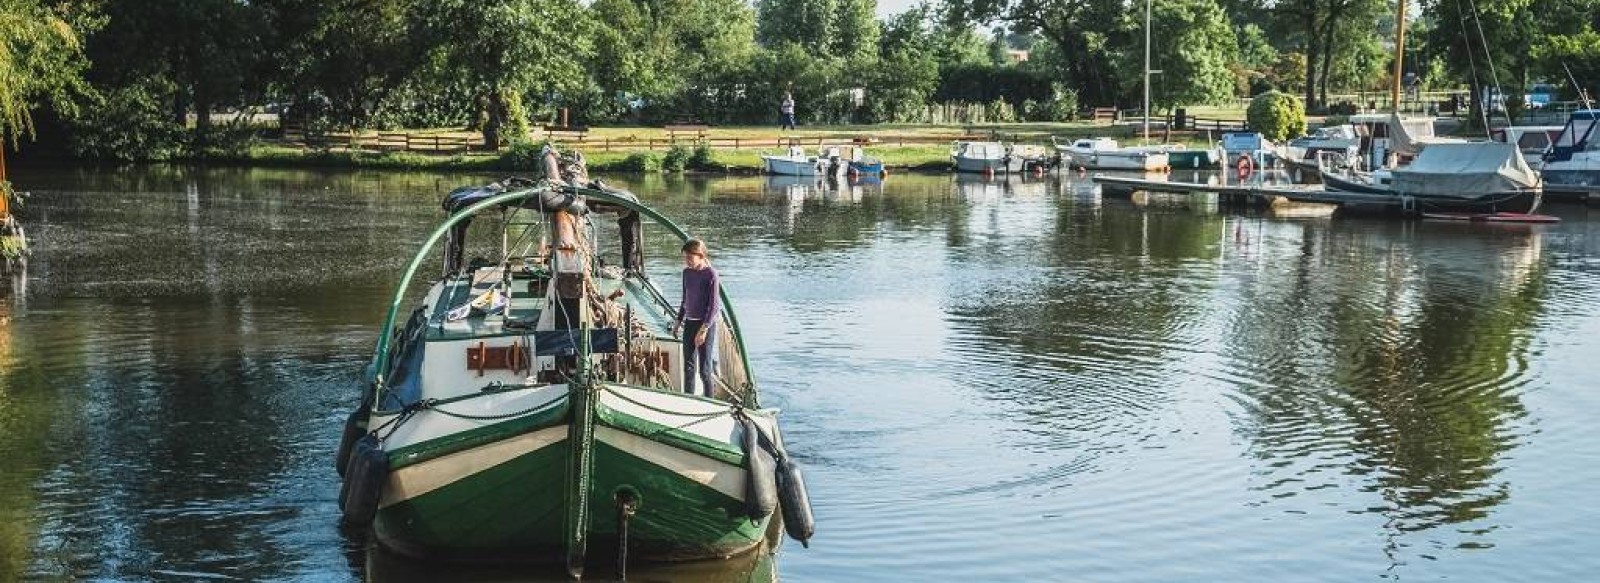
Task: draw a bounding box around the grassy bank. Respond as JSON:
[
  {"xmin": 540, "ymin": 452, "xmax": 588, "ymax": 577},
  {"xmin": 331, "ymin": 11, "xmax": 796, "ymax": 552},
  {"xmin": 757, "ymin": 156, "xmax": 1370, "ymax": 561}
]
[{"xmin": 219, "ymin": 143, "xmax": 960, "ymax": 173}]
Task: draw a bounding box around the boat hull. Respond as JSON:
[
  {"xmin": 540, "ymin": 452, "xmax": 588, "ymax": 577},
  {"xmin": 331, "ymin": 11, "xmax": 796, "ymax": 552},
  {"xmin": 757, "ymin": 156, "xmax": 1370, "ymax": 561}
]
[
  {"xmin": 1322, "ymin": 170, "xmax": 1543, "ymax": 214},
  {"xmin": 953, "ymin": 155, "xmax": 1023, "ymax": 174},
  {"xmin": 1540, "ymin": 167, "xmax": 1600, "ymax": 200},
  {"xmin": 370, "ymin": 388, "xmax": 774, "ymax": 563},
  {"xmin": 1064, "ymin": 150, "xmax": 1169, "ymax": 171},
  {"xmin": 763, "ymin": 156, "xmax": 831, "ymax": 176},
  {"xmin": 850, "ymin": 160, "xmax": 884, "ymax": 175},
  {"xmin": 1166, "ymin": 150, "xmax": 1216, "ymax": 169}
]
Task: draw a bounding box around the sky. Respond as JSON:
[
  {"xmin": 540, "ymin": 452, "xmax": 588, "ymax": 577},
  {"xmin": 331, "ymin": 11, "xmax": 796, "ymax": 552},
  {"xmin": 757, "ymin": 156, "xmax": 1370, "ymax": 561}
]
[{"xmin": 876, "ymin": 0, "xmax": 918, "ymax": 18}]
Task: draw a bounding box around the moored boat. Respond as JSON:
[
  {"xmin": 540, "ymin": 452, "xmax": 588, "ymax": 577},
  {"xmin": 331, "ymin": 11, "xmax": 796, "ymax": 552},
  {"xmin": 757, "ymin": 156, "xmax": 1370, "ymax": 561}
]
[
  {"xmin": 1540, "ymin": 109, "xmax": 1600, "ymax": 198},
  {"xmin": 762, "ymin": 145, "xmax": 843, "ymax": 176},
  {"xmin": 1055, "ymin": 137, "xmax": 1169, "ymax": 171},
  {"xmin": 1280, "ymin": 125, "xmax": 1360, "ymax": 171},
  {"xmin": 1321, "ymin": 141, "xmax": 1543, "ymax": 214},
  {"xmin": 1490, "ymin": 125, "xmax": 1562, "ymax": 169},
  {"xmin": 336, "ymin": 148, "xmax": 815, "ymax": 575},
  {"xmin": 951, "ymin": 141, "xmax": 1025, "ymax": 173}
]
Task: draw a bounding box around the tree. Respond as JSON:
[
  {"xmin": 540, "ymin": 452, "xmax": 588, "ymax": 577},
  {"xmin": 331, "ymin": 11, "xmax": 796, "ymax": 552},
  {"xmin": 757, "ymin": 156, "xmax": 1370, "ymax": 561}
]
[
  {"xmin": 1247, "ymin": 90, "xmax": 1305, "ymax": 140},
  {"xmin": 0, "ymin": 0, "xmax": 94, "ymax": 145},
  {"xmin": 1269, "ymin": 0, "xmax": 1384, "ymax": 111},
  {"xmin": 593, "ymin": 0, "xmax": 760, "ymax": 123},
  {"xmin": 1533, "ymin": 29, "xmax": 1600, "ymax": 103},
  {"xmin": 283, "ymin": 0, "xmax": 425, "ymax": 130},
  {"xmin": 757, "ymin": 0, "xmax": 878, "ymax": 61},
  {"xmin": 938, "ymin": 0, "xmax": 1126, "ymax": 106},
  {"xmin": 1118, "ymin": 0, "xmax": 1239, "ymax": 109},
  {"xmin": 412, "ymin": 0, "xmax": 594, "ymax": 146}
]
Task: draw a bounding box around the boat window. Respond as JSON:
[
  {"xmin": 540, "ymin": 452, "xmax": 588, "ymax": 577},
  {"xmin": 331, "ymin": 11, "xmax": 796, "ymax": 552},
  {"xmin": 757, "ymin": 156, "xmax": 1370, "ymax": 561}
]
[{"xmin": 1518, "ymin": 132, "xmax": 1551, "ymax": 150}]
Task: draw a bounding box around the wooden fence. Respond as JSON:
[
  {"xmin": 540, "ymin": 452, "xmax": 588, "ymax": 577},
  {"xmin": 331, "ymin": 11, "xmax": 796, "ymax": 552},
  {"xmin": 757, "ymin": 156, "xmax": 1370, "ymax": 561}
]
[{"xmin": 279, "ymin": 127, "xmax": 1018, "ymax": 153}]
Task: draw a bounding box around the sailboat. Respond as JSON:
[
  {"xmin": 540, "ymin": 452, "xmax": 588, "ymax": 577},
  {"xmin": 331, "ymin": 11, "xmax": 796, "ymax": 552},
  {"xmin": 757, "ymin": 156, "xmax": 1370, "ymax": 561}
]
[
  {"xmin": 1318, "ymin": 0, "xmax": 1543, "ymax": 214},
  {"xmin": 335, "ymin": 147, "xmax": 815, "ymax": 575}
]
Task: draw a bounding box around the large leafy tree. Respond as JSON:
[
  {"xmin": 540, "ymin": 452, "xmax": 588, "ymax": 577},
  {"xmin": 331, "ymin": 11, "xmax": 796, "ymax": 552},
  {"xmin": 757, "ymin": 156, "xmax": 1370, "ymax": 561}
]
[
  {"xmin": 1268, "ymin": 0, "xmax": 1386, "ymax": 111},
  {"xmin": 282, "ymin": 0, "xmax": 425, "ymax": 130},
  {"xmin": 938, "ymin": 0, "xmax": 1125, "ymax": 106},
  {"xmin": 412, "ymin": 0, "xmax": 594, "ymax": 146},
  {"xmin": 0, "ymin": 0, "xmax": 93, "ymax": 145},
  {"xmin": 1119, "ymin": 0, "xmax": 1238, "ymax": 109},
  {"xmin": 592, "ymin": 0, "xmax": 758, "ymax": 122},
  {"xmin": 757, "ymin": 0, "xmax": 879, "ymax": 60}
]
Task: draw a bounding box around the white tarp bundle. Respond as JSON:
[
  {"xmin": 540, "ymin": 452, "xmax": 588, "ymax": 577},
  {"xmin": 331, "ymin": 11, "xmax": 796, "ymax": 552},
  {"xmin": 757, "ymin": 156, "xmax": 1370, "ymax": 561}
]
[
  {"xmin": 1391, "ymin": 141, "xmax": 1541, "ymax": 198},
  {"xmin": 1388, "ymin": 113, "xmax": 1441, "ymax": 156}
]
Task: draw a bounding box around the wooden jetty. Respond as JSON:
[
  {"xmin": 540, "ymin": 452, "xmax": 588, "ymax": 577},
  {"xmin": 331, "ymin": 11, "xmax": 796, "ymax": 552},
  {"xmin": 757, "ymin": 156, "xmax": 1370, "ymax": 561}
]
[
  {"xmin": 1091, "ymin": 174, "xmax": 1410, "ymax": 213},
  {"xmin": 1544, "ymin": 183, "xmax": 1600, "ymax": 205}
]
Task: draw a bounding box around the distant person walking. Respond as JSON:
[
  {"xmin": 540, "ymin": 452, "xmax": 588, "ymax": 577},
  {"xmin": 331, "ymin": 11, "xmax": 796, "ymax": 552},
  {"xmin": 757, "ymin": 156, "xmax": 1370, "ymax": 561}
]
[{"xmin": 780, "ymin": 92, "xmax": 796, "ymax": 130}]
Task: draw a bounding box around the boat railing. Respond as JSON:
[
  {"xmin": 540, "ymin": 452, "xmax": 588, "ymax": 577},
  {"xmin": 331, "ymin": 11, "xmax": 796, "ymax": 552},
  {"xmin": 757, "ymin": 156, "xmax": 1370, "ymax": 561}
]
[{"xmin": 370, "ymin": 184, "xmax": 758, "ymax": 408}]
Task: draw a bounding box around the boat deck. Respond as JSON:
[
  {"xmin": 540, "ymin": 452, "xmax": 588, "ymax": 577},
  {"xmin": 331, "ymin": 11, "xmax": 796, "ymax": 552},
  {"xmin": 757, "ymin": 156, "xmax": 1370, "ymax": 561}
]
[{"xmin": 426, "ymin": 266, "xmax": 675, "ymax": 342}]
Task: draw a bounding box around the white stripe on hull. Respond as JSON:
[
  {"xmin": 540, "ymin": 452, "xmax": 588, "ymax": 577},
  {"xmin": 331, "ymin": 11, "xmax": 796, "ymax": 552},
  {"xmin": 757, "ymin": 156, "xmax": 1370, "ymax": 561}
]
[
  {"xmin": 595, "ymin": 426, "xmax": 748, "ymax": 502},
  {"xmin": 379, "ymin": 426, "xmax": 567, "ymax": 508}
]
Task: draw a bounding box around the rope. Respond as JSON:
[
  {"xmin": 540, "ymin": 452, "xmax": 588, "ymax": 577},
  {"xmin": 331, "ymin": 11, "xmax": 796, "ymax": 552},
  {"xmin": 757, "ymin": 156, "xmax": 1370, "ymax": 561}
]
[
  {"xmin": 600, "ymin": 384, "xmax": 734, "ymax": 421},
  {"xmin": 369, "ymin": 388, "xmax": 562, "ymax": 440},
  {"xmin": 1452, "ymin": 0, "xmax": 1489, "ymax": 137},
  {"xmin": 615, "ymin": 492, "xmax": 637, "ymax": 580},
  {"xmin": 1464, "ymin": 0, "xmax": 1514, "ymax": 130}
]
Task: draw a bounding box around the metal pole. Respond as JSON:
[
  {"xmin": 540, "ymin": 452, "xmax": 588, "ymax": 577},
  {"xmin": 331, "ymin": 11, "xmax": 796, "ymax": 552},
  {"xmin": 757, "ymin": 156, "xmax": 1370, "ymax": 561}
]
[
  {"xmin": 1392, "ymin": 0, "xmax": 1407, "ymax": 112},
  {"xmin": 1144, "ymin": 0, "xmax": 1152, "ymax": 142}
]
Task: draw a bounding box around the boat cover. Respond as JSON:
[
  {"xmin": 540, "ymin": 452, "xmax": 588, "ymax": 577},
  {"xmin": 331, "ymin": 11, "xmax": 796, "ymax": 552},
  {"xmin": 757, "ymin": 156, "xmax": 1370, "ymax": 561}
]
[
  {"xmin": 1390, "ymin": 141, "xmax": 1540, "ymax": 198},
  {"xmin": 1388, "ymin": 113, "xmax": 1442, "ymax": 156}
]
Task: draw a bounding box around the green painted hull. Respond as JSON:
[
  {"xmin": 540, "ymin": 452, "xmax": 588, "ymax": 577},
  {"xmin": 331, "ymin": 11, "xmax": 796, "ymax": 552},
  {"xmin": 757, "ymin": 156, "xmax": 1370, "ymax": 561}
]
[{"xmin": 373, "ymin": 416, "xmax": 770, "ymax": 562}]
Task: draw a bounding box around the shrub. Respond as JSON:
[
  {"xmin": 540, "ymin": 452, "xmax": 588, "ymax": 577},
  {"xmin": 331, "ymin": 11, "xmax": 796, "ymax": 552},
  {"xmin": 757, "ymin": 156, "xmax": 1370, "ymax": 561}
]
[
  {"xmin": 619, "ymin": 151, "xmax": 662, "ymax": 172},
  {"xmin": 1246, "ymin": 90, "xmax": 1306, "ymax": 142},
  {"xmin": 1327, "ymin": 101, "xmax": 1358, "ymax": 116},
  {"xmin": 662, "ymin": 145, "xmax": 691, "ymax": 172},
  {"xmin": 499, "ymin": 139, "xmax": 550, "ymax": 171},
  {"xmin": 984, "ymin": 98, "xmax": 1017, "ymax": 123},
  {"xmin": 689, "ymin": 144, "xmax": 719, "ymax": 171}
]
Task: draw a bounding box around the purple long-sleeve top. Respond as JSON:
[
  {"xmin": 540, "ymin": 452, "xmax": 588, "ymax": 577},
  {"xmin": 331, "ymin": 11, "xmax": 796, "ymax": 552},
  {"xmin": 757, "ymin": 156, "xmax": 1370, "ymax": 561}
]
[{"xmin": 677, "ymin": 266, "xmax": 721, "ymax": 328}]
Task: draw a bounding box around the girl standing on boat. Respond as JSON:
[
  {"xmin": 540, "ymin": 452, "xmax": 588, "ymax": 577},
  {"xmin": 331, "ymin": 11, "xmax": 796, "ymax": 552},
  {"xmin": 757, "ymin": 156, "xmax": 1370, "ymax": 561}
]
[{"xmin": 675, "ymin": 239, "xmax": 720, "ymax": 397}]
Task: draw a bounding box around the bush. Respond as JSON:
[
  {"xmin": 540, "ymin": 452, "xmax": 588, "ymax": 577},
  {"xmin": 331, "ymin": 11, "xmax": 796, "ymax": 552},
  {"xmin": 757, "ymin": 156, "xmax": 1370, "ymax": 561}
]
[
  {"xmin": 689, "ymin": 144, "xmax": 719, "ymax": 171},
  {"xmin": 499, "ymin": 139, "xmax": 550, "ymax": 171},
  {"xmin": 502, "ymin": 89, "xmax": 533, "ymax": 145},
  {"xmin": 619, "ymin": 151, "xmax": 662, "ymax": 172},
  {"xmin": 1246, "ymin": 91, "xmax": 1306, "ymax": 142},
  {"xmin": 66, "ymin": 81, "xmax": 185, "ymax": 161},
  {"xmin": 1327, "ymin": 101, "xmax": 1358, "ymax": 116},
  {"xmin": 984, "ymin": 98, "xmax": 1016, "ymax": 123},
  {"xmin": 662, "ymin": 145, "xmax": 691, "ymax": 172}
]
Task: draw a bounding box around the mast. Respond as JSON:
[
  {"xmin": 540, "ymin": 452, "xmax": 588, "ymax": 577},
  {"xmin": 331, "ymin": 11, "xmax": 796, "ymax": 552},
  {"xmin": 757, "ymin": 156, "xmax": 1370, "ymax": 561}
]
[
  {"xmin": 1143, "ymin": 0, "xmax": 1152, "ymax": 142},
  {"xmin": 1391, "ymin": 0, "xmax": 1407, "ymax": 112}
]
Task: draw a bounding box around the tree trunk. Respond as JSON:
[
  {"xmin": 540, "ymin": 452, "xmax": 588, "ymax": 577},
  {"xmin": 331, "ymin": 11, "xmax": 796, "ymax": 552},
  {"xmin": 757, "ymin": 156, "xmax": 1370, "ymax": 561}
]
[
  {"xmin": 1303, "ymin": 9, "xmax": 1319, "ymax": 111},
  {"xmin": 1318, "ymin": 13, "xmax": 1338, "ymax": 111},
  {"xmin": 482, "ymin": 90, "xmax": 505, "ymax": 150}
]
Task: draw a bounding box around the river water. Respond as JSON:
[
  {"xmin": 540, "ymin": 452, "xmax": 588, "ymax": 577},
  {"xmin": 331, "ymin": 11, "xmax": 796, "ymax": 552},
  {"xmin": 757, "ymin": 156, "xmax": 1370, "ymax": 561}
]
[{"xmin": 2, "ymin": 167, "xmax": 1599, "ymax": 581}]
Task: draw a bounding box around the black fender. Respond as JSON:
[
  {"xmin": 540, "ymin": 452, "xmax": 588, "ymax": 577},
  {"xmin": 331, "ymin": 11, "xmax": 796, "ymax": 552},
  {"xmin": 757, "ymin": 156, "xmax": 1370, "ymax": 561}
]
[
  {"xmin": 738, "ymin": 416, "xmax": 779, "ymax": 520},
  {"xmin": 339, "ymin": 434, "xmax": 389, "ymax": 526}
]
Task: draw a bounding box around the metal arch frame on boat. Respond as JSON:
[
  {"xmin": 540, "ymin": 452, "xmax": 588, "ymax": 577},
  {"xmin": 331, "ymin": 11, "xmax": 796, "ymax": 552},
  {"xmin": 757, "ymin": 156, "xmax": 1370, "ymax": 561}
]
[{"xmin": 368, "ymin": 184, "xmax": 759, "ymax": 410}]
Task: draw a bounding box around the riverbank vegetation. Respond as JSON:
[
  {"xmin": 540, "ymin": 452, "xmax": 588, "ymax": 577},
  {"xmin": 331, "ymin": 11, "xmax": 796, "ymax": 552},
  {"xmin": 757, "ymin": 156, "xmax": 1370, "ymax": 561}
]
[{"xmin": 2, "ymin": 0, "xmax": 1598, "ymax": 165}]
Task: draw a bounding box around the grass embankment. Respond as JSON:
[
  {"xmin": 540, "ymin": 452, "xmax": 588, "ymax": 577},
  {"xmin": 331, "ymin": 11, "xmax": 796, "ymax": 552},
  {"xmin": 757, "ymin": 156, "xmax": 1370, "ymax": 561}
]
[{"xmin": 231, "ymin": 120, "xmax": 1232, "ymax": 173}]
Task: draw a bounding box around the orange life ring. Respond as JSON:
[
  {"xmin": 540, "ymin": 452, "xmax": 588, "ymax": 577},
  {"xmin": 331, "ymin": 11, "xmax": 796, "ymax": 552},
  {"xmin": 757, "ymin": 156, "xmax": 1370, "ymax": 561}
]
[{"xmin": 1235, "ymin": 155, "xmax": 1253, "ymax": 179}]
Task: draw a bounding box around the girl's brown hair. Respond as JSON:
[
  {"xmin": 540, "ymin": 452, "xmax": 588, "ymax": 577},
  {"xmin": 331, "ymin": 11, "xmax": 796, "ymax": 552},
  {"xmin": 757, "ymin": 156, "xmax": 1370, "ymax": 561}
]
[{"xmin": 682, "ymin": 239, "xmax": 708, "ymax": 258}]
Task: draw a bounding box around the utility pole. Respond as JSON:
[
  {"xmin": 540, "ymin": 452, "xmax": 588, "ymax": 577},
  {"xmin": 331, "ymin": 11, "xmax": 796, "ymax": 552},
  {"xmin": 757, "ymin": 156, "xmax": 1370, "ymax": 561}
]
[{"xmin": 1143, "ymin": 0, "xmax": 1152, "ymax": 142}]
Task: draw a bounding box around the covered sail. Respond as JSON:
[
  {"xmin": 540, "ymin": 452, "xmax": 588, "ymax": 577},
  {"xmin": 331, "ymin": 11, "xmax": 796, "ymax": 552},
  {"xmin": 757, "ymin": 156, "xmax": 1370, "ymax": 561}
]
[
  {"xmin": 1390, "ymin": 141, "xmax": 1541, "ymax": 198},
  {"xmin": 1387, "ymin": 112, "xmax": 1444, "ymax": 156}
]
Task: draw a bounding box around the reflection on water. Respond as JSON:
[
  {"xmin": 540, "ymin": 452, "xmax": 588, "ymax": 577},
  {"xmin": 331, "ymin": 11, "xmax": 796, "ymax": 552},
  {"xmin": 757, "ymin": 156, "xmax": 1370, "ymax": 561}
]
[{"xmin": 2, "ymin": 166, "xmax": 1599, "ymax": 581}]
